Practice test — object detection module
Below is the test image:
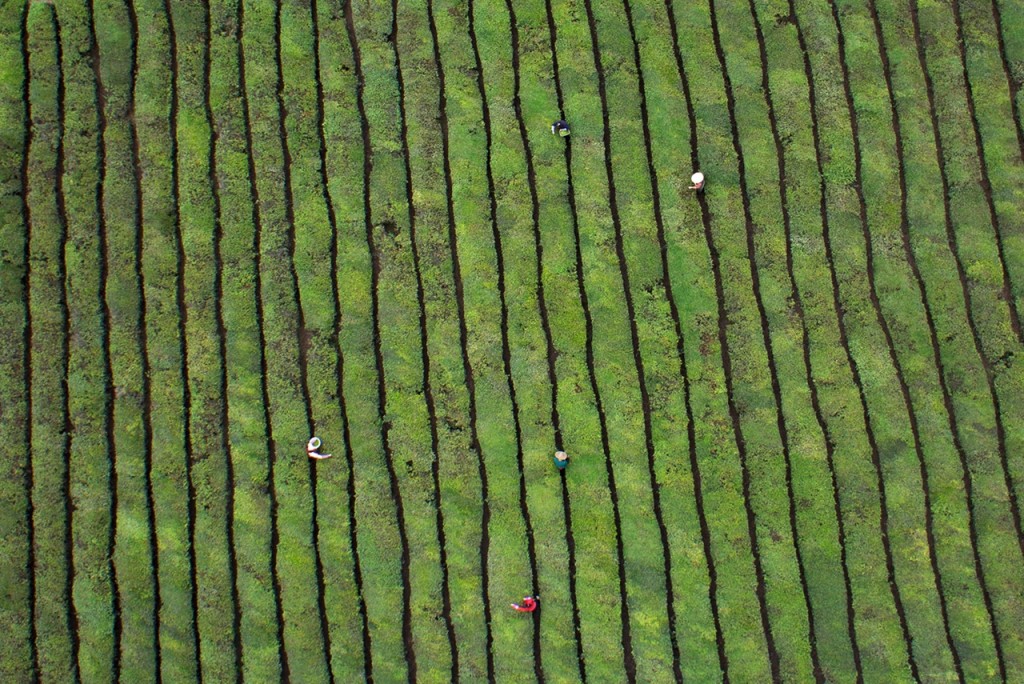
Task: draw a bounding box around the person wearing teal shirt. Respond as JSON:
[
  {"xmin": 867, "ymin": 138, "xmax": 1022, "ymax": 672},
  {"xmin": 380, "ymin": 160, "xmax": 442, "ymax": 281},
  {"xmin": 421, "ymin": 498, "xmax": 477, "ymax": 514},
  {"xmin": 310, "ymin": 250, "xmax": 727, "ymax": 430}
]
[{"xmin": 553, "ymin": 450, "xmax": 569, "ymax": 470}]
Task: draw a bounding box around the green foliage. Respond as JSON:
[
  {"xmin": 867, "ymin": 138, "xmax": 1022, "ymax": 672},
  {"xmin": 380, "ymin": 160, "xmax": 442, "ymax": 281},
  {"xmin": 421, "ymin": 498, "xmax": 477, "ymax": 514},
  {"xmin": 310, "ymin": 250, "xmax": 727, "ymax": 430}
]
[
  {"xmin": 0, "ymin": 4, "xmax": 39, "ymax": 681},
  {"xmin": 8, "ymin": 0, "xmax": 1024, "ymax": 680}
]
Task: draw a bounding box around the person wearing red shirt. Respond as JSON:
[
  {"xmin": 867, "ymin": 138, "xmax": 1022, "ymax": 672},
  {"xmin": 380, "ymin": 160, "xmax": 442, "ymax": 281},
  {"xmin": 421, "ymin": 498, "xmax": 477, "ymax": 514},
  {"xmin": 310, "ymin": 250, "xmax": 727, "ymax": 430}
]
[{"xmin": 511, "ymin": 596, "xmax": 538, "ymax": 612}]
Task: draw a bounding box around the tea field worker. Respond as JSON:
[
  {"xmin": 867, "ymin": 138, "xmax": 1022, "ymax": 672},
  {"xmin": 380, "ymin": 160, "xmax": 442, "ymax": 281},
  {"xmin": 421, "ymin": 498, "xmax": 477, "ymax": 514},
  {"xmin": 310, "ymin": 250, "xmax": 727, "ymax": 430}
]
[
  {"xmin": 511, "ymin": 596, "xmax": 538, "ymax": 612},
  {"xmin": 307, "ymin": 436, "xmax": 332, "ymax": 460},
  {"xmin": 689, "ymin": 171, "xmax": 705, "ymax": 191},
  {"xmin": 553, "ymin": 450, "xmax": 569, "ymax": 470},
  {"xmin": 551, "ymin": 119, "xmax": 570, "ymax": 137}
]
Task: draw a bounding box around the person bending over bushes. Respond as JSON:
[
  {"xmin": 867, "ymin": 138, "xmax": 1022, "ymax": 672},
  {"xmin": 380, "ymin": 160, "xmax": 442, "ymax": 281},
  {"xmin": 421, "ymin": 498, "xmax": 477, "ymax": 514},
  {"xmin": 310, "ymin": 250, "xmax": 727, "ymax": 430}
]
[{"xmin": 511, "ymin": 596, "xmax": 538, "ymax": 612}]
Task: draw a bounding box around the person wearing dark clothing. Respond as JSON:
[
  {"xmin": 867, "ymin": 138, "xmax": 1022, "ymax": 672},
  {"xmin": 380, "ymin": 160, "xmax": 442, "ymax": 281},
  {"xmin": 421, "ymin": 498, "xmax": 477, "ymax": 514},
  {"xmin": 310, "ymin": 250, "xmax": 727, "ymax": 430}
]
[{"xmin": 551, "ymin": 120, "xmax": 570, "ymax": 137}]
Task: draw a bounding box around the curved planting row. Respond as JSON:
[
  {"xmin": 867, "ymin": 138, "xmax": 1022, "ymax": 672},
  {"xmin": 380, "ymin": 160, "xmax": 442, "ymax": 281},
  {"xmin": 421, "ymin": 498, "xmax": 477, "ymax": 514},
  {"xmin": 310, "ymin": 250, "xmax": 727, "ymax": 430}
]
[
  {"xmin": 18, "ymin": 6, "xmax": 75, "ymax": 681},
  {"xmin": 166, "ymin": 0, "xmax": 246, "ymax": 678},
  {"xmin": 51, "ymin": 1, "xmax": 120, "ymax": 679},
  {"xmin": 388, "ymin": 0, "xmax": 464, "ymax": 673},
  {"xmin": 734, "ymin": 0, "xmax": 862, "ymax": 676},
  {"xmin": 239, "ymin": 0, "xmax": 332, "ymax": 678},
  {"xmin": 89, "ymin": 0, "xmax": 159, "ymax": 680},
  {"xmin": 125, "ymin": 1, "xmax": 200, "ymax": 679},
  {"xmin": 852, "ymin": 0, "xmax": 1011, "ymax": 677},
  {"xmin": 0, "ymin": 2, "xmax": 34, "ymax": 679},
  {"xmin": 428, "ymin": 0, "xmax": 555, "ymax": 674},
  {"xmin": 7, "ymin": 0, "xmax": 1024, "ymax": 680},
  {"xmin": 199, "ymin": 0, "xmax": 244, "ymax": 677},
  {"xmin": 876, "ymin": 0, "xmax": 1024, "ymax": 671},
  {"xmin": 738, "ymin": 0, "xmax": 957, "ymax": 677},
  {"xmin": 466, "ymin": 0, "xmax": 589, "ymax": 677},
  {"xmin": 468, "ymin": 0, "xmax": 629, "ymax": 678},
  {"xmin": 209, "ymin": 0, "xmax": 284, "ymax": 678},
  {"xmin": 303, "ymin": 0, "xmax": 372, "ymax": 677},
  {"xmin": 901, "ymin": 0, "xmax": 1024, "ymax": 562},
  {"xmin": 342, "ymin": 1, "xmax": 422, "ymax": 680}
]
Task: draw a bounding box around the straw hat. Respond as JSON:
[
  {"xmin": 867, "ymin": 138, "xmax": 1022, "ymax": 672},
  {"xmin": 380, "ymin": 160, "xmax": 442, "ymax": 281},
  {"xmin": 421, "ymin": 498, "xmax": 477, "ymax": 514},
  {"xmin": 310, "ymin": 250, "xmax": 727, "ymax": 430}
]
[
  {"xmin": 555, "ymin": 450, "xmax": 568, "ymax": 461},
  {"xmin": 691, "ymin": 171, "xmax": 704, "ymax": 184}
]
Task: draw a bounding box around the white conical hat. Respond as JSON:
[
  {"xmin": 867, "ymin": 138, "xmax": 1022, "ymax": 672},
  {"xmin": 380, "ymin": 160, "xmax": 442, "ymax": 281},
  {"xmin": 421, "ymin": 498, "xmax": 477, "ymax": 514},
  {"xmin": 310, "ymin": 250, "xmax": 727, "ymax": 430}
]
[
  {"xmin": 691, "ymin": 172, "xmax": 704, "ymax": 184},
  {"xmin": 308, "ymin": 437, "xmax": 321, "ymax": 450}
]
